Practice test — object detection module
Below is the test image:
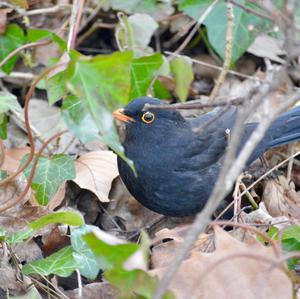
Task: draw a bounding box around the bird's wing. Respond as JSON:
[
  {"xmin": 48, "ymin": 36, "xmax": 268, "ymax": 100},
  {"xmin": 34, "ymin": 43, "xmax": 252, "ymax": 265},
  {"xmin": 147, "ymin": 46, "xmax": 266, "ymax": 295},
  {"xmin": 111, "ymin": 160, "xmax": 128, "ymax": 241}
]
[{"xmin": 177, "ymin": 106, "xmax": 238, "ymax": 172}]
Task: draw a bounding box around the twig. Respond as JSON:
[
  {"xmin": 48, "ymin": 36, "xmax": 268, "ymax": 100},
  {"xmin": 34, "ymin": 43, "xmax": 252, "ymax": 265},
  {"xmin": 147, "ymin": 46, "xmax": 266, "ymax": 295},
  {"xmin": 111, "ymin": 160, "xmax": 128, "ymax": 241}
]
[
  {"xmin": 0, "ymin": 72, "xmax": 36, "ymax": 80},
  {"xmin": 11, "ymin": 4, "xmax": 72, "ymax": 17},
  {"xmin": 209, "ymin": 1, "xmax": 233, "ymax": 101},
  {"xmin": 173, "ymin": 0, "xmax": 219, "ymax": 55},
  {"xmin": 0, "ymin": 130, "xmax": 67, "ymax": 212},
  {"xmin": 0, "ymin": 40, "xmax": 51, "ymax": 70},
  {"xmin": 0, "ymin": 140, "xmax": 5, "ymax": 169},
  {"xmin": 226, "ymin": 0, "xmax": 274, "ymax": 22},
  {"xmin": 76, "ymin": 269, "xmax": 83, "ymax": 298},
  {"xmin": 68, "ymin": 0, "xmax": 85, "ymax": 50},
  {"xmin": 165, "ymin": 51, "xmax": 264, "ymax": 81},
  {"xmin": 144, "ymin": 97, "xmax": 243, "ymax": 110},
  {"xmin": 0, "ymin": 64, "xmax": 65, "ymax": 187}
]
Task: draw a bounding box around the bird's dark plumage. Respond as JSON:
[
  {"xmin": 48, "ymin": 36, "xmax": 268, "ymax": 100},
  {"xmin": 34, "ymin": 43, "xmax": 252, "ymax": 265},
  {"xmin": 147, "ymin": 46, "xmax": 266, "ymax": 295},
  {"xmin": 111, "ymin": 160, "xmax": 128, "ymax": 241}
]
[{"xmin": 114, "ymin": 97, "xmax": 300, "ymax": 217}]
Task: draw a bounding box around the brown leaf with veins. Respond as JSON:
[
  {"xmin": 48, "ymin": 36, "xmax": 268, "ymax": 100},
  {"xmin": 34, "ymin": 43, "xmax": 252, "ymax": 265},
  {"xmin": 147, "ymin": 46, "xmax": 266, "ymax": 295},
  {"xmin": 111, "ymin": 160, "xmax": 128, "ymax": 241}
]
[
  {"xmin": 151, "ymin": 226, "xmax": 292, "ymax": 299},
  {"xmin": 263, "ymin": 175, "xmax": 300, "ymax": 219},
  {"xmin": 73, "ymin": 151, "xmax": 118, "ymax": 202}
]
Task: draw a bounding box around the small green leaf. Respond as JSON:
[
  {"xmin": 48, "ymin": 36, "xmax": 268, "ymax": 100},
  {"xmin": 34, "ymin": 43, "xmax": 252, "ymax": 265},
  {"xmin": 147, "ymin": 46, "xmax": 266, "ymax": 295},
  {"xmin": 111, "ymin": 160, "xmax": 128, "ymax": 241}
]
[
  {"xmin": 66, "ymin": 51, "xmax": 135, "ymax": 170},
  {"xmin": 71, "ymin": 225, "xmax": 100, "ymax": 280},
  {"xmin": 178, "ymin": 0, "xmax": 215, "ymax": 20},
  {"xmin": 30, "ymin": 211, "xmax": 84, "ymax": 230},
  {"xmin": 0, "ymin": 114, "xmax": 8, "ymax": 139},
  {"xmin": 153, "ymin": 80, "xmax": 172, "ymax": 99},
  {"xmin": 170, "ymin": 55, "xmax": 193, "ymax": 102},
  {"xmin": 105, "ymin": 268, "xmax": 174, "ymax": 299},
  {"xmin": 8, "ymin": 211, "xmax": 83, "ymax": 245},
  {"xmin": 130, "ymin": 53, "xmax": 163, "ymax": 99},
  {"xmin": 0, "ymin": 228, "xmax": 7, "ymax": 242},
  {"xmin": 46, "ymin": 71, "xmax": 67, "ymax": 105},
  {"xmin": 22, "ymin": 154, "xmax": 75, "ymax": 205},
  {"xmin": 23, "ymin": 246, "xmax": 78, "ymax": 277},
  {"xmin": 9, "ymin": 0, "xmax": 28, "ymax": 8},
  {"xmin": 62, "ymin": 95, "xmax": 100, "ymax": 143},
  {"xmin": 83, "ymin": 232, "xmax": 140, "ymax": 270},
  {"xmin": 0, "ymin": 24, "xmax": 25, "ymax": 73},
  {"xmin": 26, "ymin": 28, "xmax": 66, "ymax": 51}
]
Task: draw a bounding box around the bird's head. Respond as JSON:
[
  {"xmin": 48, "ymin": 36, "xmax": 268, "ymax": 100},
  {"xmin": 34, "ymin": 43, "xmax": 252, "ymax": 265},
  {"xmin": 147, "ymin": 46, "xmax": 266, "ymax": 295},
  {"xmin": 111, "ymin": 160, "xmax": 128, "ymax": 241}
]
[{"xmin": 113, "ymin": 97, "xmax": 185, "ymax": 144}]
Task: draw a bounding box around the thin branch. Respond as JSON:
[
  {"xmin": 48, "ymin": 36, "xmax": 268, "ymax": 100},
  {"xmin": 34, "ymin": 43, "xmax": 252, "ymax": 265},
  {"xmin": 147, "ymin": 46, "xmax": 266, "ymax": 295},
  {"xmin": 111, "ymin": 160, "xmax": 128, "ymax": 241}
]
[
  {"xmin": 0, "ymin": 130, "xmax": 67, "ymax": 212},
  {"xmin": 209, "ymin": 2, "xmax": 234, "ymax": 101},
  {"xmin": 144, "ymin": 97, "xmax": 243, "ymax": 110},
  {"xmin": 68, "ymin": 0, "xmax": 85, "ymax": 51},
  {"xmin": 226, "ymin": 0, "xmax": 274, "ymax": 22},
  {"xmin": 174, "ymin": 0, "xmax": 219, "ymax": 55},
  {"xmin": 0, "ymin": 40, "xmax": 51, "ymax": 70},
  {"xmin": 0, "ymin": 139, "xmax": 5, "ymax": 168},
  {"xmin": 165, "ymin": 51, "xmax": 264, "ymax": 81}
]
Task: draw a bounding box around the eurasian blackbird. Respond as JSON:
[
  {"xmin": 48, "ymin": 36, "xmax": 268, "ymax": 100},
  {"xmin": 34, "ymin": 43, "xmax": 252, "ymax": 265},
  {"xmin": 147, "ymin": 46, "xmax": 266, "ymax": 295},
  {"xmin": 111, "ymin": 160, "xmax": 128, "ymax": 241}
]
[{"xmin": 113, "ymin": 97, "xmax": 300, "ymax": 217}]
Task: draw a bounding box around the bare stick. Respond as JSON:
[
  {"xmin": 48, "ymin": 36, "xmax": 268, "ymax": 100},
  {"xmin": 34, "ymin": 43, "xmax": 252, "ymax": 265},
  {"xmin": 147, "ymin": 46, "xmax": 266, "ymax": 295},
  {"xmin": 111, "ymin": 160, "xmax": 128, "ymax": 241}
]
[
  {"xmin": 68, "ymin": 0, "xmax": 85, "ymax": 50},
  {"xmin": 165, "ymin": 51, "xmax": 264, "ymax": 81},
  {"xmin": 209, "ymin": 2, "xmax": 233, "ymax": 101},
  {"xmin": 174, "ymin": 0, "xmax": 219, "ymax": 55}
]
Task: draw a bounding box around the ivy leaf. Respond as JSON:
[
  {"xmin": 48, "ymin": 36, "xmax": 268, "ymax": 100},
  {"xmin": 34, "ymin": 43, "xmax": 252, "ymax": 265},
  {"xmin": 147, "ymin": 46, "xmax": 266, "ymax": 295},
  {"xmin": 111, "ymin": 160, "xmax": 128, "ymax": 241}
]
[
  {"xmin": 66, "ymin": 51, "xmax": 134, "ymax": 169},
  {"xmin": 130, "ymin": 53, "xmax": 163, "ymax": 99},
  {"xmin": 105, "ymin": 268, "xmax": 174, "ymax": 299},
  {"xmin": 170, "ymin": 55, "xmax": 193, "ymax": 102},
  {"xmin": 22, "ymin": 154, "xmax": 75, "ymax": 205},
  {"xmin": 22, "ymin": 246, "xmax": 79, "ymax": 277},
  {"xmin": 71, "ymin": 225, "xmax": 100, "ymax": 280},
  {"xmin": 61, "ymin": 95, "xmax": 100, "ymax": 143},
  {"xmin": 0, "ymin": 24, "xmax": 25, "ymax": 73},
  {"xmin": 8, "ymin": 211, "xmax": 83, "ymax": 245},
  {"xmin": 180, "ymin": 0, "xmax": 270, "ymax": 64}
]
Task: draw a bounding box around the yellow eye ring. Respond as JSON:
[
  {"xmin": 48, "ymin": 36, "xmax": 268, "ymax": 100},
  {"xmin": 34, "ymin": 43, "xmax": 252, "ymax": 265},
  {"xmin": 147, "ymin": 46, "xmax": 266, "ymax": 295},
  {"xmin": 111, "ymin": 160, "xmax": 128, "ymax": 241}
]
[{"xmin": 141, "ymin": 111, "xmax": 155, "ymax": 124}]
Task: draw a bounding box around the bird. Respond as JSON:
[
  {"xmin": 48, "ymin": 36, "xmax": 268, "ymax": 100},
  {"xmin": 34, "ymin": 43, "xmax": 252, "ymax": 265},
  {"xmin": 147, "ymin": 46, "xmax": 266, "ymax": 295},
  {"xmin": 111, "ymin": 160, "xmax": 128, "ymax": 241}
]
[{"xmin": 113, "ymin": 96, "xmax": 300, "ymax": 217}]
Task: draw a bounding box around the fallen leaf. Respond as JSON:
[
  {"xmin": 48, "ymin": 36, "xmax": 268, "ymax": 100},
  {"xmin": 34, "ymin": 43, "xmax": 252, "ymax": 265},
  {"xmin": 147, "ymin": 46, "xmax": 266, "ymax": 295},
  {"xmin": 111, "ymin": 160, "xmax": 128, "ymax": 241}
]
[
  {"xmin": 2, "ymin": 147, "xmax": 30, "ymax": 173},
  {"xmin": 0, "ymin": 8, "xmax": 13, "ymax": 35},
  {"xmin": 263, "ymin": 176, "xmax": 300, "ymax": 219},
  {"xmin": 63, "ymin": 282, "xmax": 117, "ymax": 299},
  {"xmin": 73, "ymin": 151, "xmax": 118, "ymax": 202},
  {"xmin": 248, "ymin": 34, "xmax": 285, "ymax": 64},
  {"xmin": 151, "ymin": 226, "xmax": 293, "ymax": 299}
]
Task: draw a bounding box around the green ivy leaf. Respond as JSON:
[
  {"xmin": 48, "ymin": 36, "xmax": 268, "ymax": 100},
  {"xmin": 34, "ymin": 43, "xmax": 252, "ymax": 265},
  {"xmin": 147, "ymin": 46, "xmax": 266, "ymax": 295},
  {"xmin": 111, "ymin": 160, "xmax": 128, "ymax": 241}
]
[
  {"xmin": 26, "ymin": 28, "xmax": 67, "ymax": 51},
  {"xmin": 0, "ymin": 24, "xmax": 25, "ymax": 73},
  {"xmin": 83, "ymin": 232, "xmax": 140, "ymax": 270},
  {"xmin": 66, "ymin": 51, "xmax": 134, "ymax": 169},
  {"xmin": 61, "ymin": 95, "xmax": 100, "ymax": 143},
  {"xmin": 22, "ymin": 154, "xmax": 75, "ymax": 205},
  {"xmin": 0, "ymin": 114, "xmax": 8, "ymax": 139},
  {"xmin": 46, "ymin": 71, "xmax": 67, "ymax": 105},
  {"xmin": 179, "ymin": 0, "xmax": 270, "ymax": 64},
  {"xmin": 71, "ymin": 225, "xmax": 100, "ymax": 280},
  {"xmin": 170, "ymin": 55, "xmax": 193, "ymax": 102},
  {"xmin": 22, "ymin": 246, "xmax": 79, "ymax": 277},
  {"xmin": 130, "ymin": 53, "xmax": 163, "ymax": 99},
  {"xmin": 8, "ymin": 211, "xmax": 83, "ymax": 245},
  {"xmin": 106, "ymin": 268, "xmax": 174, "ymax": 299}
]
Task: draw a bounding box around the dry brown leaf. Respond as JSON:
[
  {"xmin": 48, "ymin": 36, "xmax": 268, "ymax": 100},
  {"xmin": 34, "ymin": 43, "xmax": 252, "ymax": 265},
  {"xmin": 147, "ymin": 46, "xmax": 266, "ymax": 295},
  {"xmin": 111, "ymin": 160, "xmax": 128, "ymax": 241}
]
[
  {"xmin": 2, "ymin": 147, "xmax": 31, "ymax": 173},
  {"xmin": 151, "ymin": 226, "xmax": 292, "ymax": 299},
  {"xmin": 73, "ymin": 151, "xmax": 118, "ymax": 202},
  {"xmin": 248, "ymin": 34, "xmax": 285, "ymax": 64},
  {"xmin": 63, "ymin": 282, "xmax": 117, "ymax": 299},
  {"xmin": 0, "ymin": 8, "xmax": 13, "ymax": 35},
  {"xmin": 151, "ymin": 226, "xmax": 212, "ymax": 269},
  {"xmin": 46, "ymin": 182, "xmax": 66, "ymax": 210},
  {"xmin": 263, "ymin": 176, "xmax": 300, "ymax": 219}
]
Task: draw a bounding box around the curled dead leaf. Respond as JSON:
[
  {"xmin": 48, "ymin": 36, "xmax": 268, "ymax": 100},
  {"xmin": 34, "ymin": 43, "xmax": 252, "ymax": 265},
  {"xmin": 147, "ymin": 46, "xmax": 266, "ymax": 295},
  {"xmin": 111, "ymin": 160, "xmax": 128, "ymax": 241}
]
[
  {"xmin": 151, "ymin": 226, "xmax": 292, "ymax": 299},
  {"xmin": 263, "ymin": 176, "xmax": 300, "ymax": 219},
  {"xmin": 73, "ymin": 151, "xmax": 118, "ymax": 202}
]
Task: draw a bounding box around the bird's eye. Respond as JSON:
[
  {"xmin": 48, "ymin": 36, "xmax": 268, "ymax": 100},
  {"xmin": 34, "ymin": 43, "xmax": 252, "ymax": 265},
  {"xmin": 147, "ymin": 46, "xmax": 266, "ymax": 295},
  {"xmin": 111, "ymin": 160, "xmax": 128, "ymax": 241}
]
[{"xmin": 141, "ymin": 111, "xmax": 155, "ymax": 124}]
